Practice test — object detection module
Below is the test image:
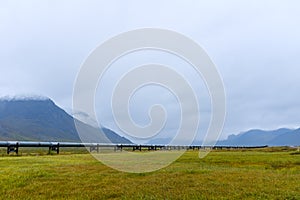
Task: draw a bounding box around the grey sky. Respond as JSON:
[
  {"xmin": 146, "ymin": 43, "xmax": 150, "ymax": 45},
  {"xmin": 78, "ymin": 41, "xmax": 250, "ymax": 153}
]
[{"xmin": 1, "ymin": 0, "xmax": 300, "ymax": 141}]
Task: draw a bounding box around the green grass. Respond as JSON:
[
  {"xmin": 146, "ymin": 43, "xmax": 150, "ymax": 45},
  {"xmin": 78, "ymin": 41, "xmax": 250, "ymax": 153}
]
[{"xmin": 0, "ymin": 148, "xmax": 299, "ymax": 199}]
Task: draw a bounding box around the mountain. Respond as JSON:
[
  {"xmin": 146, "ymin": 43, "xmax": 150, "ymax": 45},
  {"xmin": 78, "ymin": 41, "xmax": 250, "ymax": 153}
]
[
  {"xmin": 269, "ymin": 128, "xmax": 300, "ymax": 146},
  {"xmin": 0, "ymin": 98, "xmax": 131, "ymax": 143},
  {"xmin": 146, "ymin": 137, "xmax": 172, "ymax": 145},
  {"xmin": 146, "ymin": 128, "xmax": 300, "ymax": 146},
  {"xmin": 219, "ymin": 128, "xmax": 300, "ymax": 146}
]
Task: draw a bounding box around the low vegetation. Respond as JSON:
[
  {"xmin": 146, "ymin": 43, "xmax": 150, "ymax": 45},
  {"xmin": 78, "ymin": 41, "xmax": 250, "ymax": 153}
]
[{"xmin": 0, "ymin": 148, "xmax": 299, "ymax": 199}]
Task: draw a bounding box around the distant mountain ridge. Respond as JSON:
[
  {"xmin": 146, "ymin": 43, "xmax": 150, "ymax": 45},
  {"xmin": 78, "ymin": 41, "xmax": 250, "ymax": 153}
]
[
  {"xmin": 0, "ymin": 98, "xmax": 131, "ymax": 143},
  {"xmin": 1, "ymin": 97, "xmax": 298, "ymax": 146},
  {"xmin": 146, "ymin": 128, "xmax": 300, "ymax": 146},
  {"xmin": 218, "ymin": 128, "xmax": 300, "ymax": 146}
]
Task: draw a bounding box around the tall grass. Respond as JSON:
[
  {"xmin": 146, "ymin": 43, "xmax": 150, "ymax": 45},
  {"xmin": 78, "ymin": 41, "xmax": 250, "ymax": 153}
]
[{"xmin": 0, "ymin": 148, "xmax": 299, "ymax": 199}]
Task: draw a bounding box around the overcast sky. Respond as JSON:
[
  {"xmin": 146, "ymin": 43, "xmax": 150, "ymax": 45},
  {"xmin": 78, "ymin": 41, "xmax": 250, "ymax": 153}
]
[{"xmin": 1, "ymin": 0, "xmax": 300, "ymax": 141}]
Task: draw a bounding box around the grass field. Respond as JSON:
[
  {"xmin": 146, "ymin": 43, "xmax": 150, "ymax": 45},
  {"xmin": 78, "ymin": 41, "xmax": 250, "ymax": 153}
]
[{"xmin": 0, "ymin": 148, "xmax": 299, "ymax": 199}]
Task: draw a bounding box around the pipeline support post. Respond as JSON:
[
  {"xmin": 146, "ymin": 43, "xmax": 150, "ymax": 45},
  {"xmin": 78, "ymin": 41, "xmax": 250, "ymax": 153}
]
[
  {"xmin": 48, "ymin": 143, "xmax": 60, "ymax": 154},
  {"xmin": 7, "ymin": 143, "xmax": 19, "ymax": 155}
]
